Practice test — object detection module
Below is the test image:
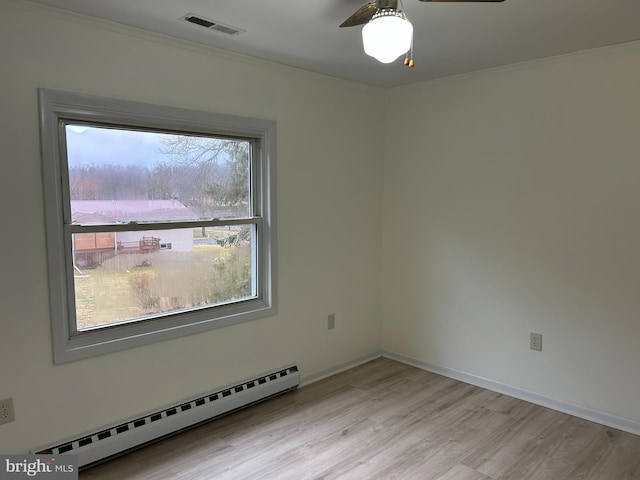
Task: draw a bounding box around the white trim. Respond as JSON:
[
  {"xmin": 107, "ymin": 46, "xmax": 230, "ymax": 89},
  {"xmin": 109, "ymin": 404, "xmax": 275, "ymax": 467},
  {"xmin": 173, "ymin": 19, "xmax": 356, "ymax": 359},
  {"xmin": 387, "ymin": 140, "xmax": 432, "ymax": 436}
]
[
  {"xmin": 300, "ymin": 351, "xmax": 383, "ymax": 387},
  {"xmin": 383, "ymin": 350, "xmax": 640, "ymax": 437},
  {"xmin": 38, "ymin": 88, "xmax": 277, "ymax": 364}
]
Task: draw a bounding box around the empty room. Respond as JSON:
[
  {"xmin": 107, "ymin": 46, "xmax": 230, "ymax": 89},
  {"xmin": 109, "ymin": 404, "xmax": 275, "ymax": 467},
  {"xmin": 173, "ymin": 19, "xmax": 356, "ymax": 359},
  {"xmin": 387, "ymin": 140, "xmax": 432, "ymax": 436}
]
[{"xmin": 1, "ymin": 0, "xmax": 640, "ymax": 478}]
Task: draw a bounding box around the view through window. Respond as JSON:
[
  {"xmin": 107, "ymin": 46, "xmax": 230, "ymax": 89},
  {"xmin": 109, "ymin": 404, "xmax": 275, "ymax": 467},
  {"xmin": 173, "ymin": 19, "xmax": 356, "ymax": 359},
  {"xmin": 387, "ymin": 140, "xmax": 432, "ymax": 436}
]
[{"xmin": 67, "ymin": 125, "xmax": 256, "ymax": 330}]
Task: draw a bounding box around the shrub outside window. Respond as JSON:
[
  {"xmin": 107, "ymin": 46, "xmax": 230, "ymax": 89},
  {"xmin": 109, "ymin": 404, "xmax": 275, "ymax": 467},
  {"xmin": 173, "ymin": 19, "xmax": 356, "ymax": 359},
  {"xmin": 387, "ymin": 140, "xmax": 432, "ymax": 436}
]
[{"xmin": 39, "ymin": 89, "xmax": 276, "ymax": 364}]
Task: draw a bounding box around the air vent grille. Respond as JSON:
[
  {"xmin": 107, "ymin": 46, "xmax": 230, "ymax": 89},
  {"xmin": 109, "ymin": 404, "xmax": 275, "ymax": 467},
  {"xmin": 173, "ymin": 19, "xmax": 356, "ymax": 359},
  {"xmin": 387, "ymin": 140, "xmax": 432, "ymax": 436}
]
[
  {"xmin": 212, "ymin": 24, "xmax": 242, "ymax": 35},
  {"xmin": 186, "ymin": 16, "xmax": 215, "ymax": 28},
  {"xmin": 182, "ymin": 13, "xmax": 245, "ymax": 36}
]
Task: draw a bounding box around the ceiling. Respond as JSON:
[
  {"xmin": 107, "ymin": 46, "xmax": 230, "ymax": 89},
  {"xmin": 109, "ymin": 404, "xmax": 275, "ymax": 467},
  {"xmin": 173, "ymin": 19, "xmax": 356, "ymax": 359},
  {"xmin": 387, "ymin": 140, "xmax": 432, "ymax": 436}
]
[{"xmin": 25, "ymin": 0, "xmax": 640, "ymax": 88}]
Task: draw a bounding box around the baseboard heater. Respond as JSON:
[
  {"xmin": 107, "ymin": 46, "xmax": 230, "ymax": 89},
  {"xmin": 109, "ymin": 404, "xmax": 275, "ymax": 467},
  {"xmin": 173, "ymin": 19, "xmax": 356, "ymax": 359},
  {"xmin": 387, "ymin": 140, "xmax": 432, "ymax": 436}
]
[{"xmin": 34, "ymin": 365, "xmax": 299, "ymax": 469}]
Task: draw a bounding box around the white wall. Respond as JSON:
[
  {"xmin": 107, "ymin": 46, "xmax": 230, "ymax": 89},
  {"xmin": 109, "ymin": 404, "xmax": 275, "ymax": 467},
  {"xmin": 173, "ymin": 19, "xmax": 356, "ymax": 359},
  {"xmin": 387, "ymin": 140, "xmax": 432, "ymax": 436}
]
[
  {"xmin": 383, "ymin": 42, "xmax": 640, "ymax": 426},
  {"xmin": 0, "ymin": 1, "xmax": 383, "ymax": 453},
  {"xmin": 3, "ymin": 0, "xmax": 640, "ymax": 457}
]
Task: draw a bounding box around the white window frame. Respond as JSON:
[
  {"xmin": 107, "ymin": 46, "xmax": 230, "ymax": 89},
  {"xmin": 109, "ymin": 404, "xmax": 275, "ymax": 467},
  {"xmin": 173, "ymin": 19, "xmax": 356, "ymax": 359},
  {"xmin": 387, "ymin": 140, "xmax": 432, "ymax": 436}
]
[{"xmin": 38, "ymin": 89, "xmax": 277, "ymax": 364}]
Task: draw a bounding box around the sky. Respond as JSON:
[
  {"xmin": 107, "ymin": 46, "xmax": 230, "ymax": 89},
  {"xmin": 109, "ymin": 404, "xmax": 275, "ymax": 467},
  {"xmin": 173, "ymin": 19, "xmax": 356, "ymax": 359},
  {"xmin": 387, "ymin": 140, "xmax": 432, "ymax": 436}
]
[{"xmin": 65, "ymin": 125, "xmax": 172, "ymax": 168}]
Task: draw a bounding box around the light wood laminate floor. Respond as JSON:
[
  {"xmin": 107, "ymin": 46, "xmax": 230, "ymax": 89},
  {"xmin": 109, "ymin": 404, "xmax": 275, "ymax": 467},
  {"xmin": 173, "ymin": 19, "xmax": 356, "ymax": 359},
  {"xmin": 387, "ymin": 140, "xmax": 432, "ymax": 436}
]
[{"xmin": 80, "ymin": 358, "xmax": 640, "ymax": 479}]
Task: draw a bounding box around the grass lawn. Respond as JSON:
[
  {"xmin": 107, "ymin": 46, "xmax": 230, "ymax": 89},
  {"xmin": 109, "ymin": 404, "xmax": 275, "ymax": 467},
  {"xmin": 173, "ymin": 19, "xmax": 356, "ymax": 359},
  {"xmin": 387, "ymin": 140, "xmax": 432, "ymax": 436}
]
[{"xmin": 74, "ymin": 242, "xmax": 251, "ymax": 330}]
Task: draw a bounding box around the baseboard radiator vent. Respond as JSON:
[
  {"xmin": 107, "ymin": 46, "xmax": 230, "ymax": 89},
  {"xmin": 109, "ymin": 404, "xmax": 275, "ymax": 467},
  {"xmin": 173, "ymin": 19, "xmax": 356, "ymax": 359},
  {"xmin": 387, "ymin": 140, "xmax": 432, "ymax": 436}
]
[{"xmin": 34, "ymin": 365, "xmax": 299, "ymax": 469}]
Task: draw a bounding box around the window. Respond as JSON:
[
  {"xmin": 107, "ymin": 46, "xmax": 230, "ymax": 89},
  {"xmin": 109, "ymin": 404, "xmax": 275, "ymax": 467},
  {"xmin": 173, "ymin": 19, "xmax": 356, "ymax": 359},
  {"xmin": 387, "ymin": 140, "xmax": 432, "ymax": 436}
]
[{"xmin": 39, "ymin": 89, "xmax": 276, "ymax": 363}]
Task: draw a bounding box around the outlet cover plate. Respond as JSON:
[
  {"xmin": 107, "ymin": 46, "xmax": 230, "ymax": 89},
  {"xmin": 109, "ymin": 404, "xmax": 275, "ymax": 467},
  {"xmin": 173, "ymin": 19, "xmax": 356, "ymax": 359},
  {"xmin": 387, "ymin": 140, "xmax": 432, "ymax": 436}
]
[
  {"xmin": 0, "ymin": 398, "xmax": 15, "ymax": 425},
  {"xmin": 530, "ymin": 333, "xmax": 542, "ymax": 351}
]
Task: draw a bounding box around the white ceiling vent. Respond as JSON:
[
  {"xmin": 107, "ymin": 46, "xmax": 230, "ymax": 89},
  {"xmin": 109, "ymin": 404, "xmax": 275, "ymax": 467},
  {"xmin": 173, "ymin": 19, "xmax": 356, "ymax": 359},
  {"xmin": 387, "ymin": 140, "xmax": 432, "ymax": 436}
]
[{"xmin": 182, "ymin": 13, "xmax": 245, "ymax": 36}]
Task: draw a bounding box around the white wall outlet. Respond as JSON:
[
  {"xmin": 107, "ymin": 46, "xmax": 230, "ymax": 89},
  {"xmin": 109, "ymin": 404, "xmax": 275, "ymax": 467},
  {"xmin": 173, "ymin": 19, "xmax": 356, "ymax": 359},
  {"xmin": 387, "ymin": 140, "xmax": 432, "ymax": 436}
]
[
  {"xmin": 530, "ymin": 332, "xmax": 542, "ymax": 351},
  {"xmin": 328, "ymin": 313, "xmax": 336, "ymax": 330},
  {"xmin": 0, "ymin": 398, "xmax": 15, "ymax": 425}
]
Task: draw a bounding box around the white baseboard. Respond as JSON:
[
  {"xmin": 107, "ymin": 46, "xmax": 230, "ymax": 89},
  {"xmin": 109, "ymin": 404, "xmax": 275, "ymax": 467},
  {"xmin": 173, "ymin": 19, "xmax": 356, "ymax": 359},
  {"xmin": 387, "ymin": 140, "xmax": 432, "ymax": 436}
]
[
  {"xmin": 300, "ymin": 350, "xmax": 382, "ymax": 387},
  {"xmin": 382, "ymin": 350, "xmax": 640, "ymax": 437}
]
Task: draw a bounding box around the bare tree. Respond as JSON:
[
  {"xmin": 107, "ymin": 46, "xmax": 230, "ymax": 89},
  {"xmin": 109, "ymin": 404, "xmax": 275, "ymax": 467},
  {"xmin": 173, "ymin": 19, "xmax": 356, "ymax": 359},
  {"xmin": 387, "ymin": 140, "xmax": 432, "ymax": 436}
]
[{"xmin": 160, "ymin": 135, "xmax": 250, "ymax": 217}]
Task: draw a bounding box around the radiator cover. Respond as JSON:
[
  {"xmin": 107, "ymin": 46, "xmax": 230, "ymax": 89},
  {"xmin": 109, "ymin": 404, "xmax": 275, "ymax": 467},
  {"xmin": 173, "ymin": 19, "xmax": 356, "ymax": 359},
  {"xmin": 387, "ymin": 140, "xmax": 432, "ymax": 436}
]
[{"xmin": 34, "ymin": 365, "xmax": 299, "ymax": 468}]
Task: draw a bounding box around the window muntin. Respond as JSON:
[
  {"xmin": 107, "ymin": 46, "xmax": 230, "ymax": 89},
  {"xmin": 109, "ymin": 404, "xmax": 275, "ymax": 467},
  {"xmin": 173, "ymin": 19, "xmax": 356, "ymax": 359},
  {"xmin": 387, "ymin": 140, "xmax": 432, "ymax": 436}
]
[{"xmin": 39, "ymin": 89, "xmax": 276, "ymax": 363}]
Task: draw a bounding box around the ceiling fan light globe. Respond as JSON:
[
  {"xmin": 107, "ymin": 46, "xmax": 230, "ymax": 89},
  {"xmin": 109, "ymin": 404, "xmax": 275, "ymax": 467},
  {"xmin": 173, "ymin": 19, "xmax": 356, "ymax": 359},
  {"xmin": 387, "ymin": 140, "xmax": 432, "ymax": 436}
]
[{"xmin": 362, "ymin": 13, "xmax": 413, "ymax": 64}]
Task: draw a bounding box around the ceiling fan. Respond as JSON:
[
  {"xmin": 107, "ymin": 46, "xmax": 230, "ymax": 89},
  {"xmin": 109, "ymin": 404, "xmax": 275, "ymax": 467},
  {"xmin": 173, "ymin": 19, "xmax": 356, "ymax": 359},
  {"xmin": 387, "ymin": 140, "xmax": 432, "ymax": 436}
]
[{"xmin": 341, "ymin": 0, "xmax": 505, "ymax": 65}]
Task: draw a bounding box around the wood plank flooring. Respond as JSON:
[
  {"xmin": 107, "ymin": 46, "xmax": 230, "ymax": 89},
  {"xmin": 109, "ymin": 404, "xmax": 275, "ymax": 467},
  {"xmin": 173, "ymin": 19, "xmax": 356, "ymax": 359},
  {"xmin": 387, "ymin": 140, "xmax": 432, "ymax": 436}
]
[{"xmin": 80, "ymin": 358, "xmax": 640, "ymax": 479}]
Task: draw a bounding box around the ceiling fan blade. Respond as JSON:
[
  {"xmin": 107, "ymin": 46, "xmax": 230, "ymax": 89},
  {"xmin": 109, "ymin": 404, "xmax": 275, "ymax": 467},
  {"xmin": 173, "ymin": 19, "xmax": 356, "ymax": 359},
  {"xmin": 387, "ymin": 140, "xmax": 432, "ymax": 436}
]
[
  {"xmin": 340, "ymin": 2, "xmax": 378, "ymax": 27},
  {"xmin": 418, "ymin": 0, "xmax": 504, "ymax": 2}
]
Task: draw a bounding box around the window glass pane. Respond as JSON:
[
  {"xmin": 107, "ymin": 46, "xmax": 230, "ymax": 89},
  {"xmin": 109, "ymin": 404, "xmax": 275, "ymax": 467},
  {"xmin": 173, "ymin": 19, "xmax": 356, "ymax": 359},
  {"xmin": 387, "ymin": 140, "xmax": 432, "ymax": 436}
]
[
  {"xmin": 65, "ymin": 125, "xmax": 251, "ymax": 222},
  {"xmin": 73, "ymin": 225, "xmax": 255, "ymax": 330}
]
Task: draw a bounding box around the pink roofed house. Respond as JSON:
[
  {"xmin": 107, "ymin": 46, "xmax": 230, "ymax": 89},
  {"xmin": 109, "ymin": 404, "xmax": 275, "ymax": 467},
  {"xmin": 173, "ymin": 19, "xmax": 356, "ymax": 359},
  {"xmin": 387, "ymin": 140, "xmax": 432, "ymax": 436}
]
[{"xmin": 71, "ymin": 200, "xmax": 197, "ymax": 268}]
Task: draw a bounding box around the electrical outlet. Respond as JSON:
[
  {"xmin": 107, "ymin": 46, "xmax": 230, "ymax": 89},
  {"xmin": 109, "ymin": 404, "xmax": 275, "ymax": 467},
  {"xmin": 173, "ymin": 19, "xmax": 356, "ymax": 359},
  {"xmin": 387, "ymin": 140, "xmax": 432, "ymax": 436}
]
[
  {"xmin": 0, "ymin": 398, "xmax": 15, "ymax": 425},
  {"xmin": 530, "ymin": 333, "xmax": 542, "ymax": 352},
  {"xmin": 328, "ymin": 313, "xmax": 336, "ymax": 330}
]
